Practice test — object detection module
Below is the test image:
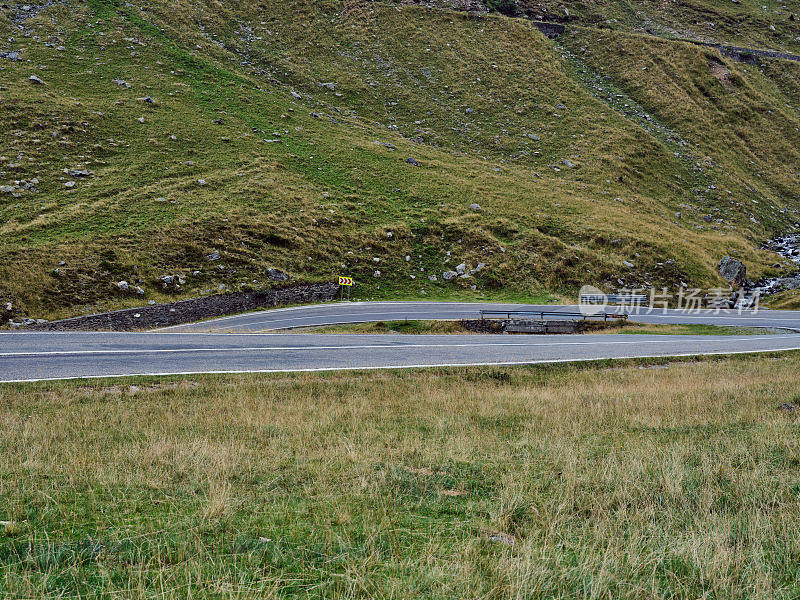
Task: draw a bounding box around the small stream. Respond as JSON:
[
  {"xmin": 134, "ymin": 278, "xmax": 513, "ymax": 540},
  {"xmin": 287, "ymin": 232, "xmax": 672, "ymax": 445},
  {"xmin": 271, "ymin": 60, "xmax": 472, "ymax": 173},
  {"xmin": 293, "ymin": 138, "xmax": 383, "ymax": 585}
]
[{"xmin": 754, "ymin": 234, "xmax": 800, "ymax": 296}]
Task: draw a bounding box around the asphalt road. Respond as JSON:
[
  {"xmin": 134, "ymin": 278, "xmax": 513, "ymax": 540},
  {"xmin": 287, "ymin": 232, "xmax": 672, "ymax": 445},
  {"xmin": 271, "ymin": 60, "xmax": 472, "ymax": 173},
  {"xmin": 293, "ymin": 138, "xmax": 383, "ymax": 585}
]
[
  {"xmin": 2, "ymin": 302, "xmax": 800, "ymax": 382},
  {"xmin": 2, "ymin": 330, "xmax": 800, "ymax": 382},
  {"xmin": 162, "ymin": 301, "xmax": 800, "ymax": 332}
]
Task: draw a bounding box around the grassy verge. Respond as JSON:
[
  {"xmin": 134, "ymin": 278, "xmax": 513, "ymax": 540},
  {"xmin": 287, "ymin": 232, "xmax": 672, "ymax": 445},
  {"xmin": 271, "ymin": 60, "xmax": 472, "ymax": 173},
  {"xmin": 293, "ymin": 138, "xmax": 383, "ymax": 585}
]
[
  {"xmin": 3, "ymin": 354, "xmax": 800, "ymax": 598},
  {"xmin": 287, "ymin": 319, "xmax": 774, "ymax": 335},
  {"xmin": 592, "ymin": 321, "xmax": 780, "ymax": 336},
  {"xmin": 294, "ymin": 319, "xmax": 473, "ymax": 334},
  {"xmin": 763, "ymin": 289, "xmax": 800, "ymax": 310}
]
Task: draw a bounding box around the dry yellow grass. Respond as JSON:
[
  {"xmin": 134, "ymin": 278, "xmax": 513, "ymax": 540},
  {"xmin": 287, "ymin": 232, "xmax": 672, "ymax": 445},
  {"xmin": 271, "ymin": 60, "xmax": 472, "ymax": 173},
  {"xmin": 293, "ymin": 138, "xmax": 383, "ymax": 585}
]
[{"xmin": 2, "ymin": 355, "xmax": 800, "ymax": 598}]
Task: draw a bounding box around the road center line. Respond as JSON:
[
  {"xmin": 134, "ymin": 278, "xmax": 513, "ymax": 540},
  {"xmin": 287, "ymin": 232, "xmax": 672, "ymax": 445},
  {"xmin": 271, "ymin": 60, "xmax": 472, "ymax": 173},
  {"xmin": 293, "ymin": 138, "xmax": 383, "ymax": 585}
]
[{"xmin": 1, "ymin": 335, "xmax": 796, "ymax": 357}]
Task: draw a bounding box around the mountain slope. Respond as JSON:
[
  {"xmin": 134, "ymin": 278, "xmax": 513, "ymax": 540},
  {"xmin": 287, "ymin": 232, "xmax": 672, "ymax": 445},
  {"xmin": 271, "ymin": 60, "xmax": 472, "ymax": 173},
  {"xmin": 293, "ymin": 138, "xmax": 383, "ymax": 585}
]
[{"xmin": 1, "ymin": 0, "xmax": 799, "ymax": 320}]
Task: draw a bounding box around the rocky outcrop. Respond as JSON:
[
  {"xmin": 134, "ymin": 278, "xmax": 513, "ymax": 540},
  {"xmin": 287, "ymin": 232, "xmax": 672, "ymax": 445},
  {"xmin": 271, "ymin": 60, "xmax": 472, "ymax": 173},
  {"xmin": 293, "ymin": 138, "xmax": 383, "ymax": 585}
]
[{"xmin": 718, "ymin": 256, "xmax": 747, "ymax": 288}]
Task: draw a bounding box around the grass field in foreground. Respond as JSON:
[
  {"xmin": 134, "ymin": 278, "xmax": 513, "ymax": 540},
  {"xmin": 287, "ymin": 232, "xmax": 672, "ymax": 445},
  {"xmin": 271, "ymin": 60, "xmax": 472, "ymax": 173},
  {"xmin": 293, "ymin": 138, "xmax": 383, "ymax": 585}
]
[{"xmin": 2, "ymin": 354, "xmax": 800, "ymax": 598}]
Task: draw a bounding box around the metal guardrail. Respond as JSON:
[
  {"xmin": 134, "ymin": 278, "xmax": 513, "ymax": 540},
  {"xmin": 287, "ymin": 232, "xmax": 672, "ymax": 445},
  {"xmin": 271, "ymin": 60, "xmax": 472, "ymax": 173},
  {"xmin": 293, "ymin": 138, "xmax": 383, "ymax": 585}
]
[
  {"xmin": 580, "ymin": 294, "xmax": 647, "ymax": 305},
  {"xmin": 479, "ymin": 310, "xmax": 628, "ymax": 322}
]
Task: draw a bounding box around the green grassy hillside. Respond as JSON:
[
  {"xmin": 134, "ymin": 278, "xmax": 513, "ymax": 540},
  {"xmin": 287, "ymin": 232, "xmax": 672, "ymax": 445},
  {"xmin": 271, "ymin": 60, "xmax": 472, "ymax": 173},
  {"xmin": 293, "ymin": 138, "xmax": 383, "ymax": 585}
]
[
  {"xmin": 1, "ymin": 0, "xmax": 799, "ymax": 319},
  {"xmin": 515, "ymin": 0, "xmax": 800, "ymax": 52}
]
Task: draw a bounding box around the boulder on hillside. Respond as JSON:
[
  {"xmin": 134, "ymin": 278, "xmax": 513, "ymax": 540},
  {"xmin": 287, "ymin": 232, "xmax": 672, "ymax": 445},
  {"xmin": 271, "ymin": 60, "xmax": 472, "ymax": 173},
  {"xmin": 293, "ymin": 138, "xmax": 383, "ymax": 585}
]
[
  {"xmin": 266, "ymin": 268, "xmax": 288, "ymax": 281},
  {"xmin": 718, "ymin": 256, "xmax": 747, "ymax": 287}
]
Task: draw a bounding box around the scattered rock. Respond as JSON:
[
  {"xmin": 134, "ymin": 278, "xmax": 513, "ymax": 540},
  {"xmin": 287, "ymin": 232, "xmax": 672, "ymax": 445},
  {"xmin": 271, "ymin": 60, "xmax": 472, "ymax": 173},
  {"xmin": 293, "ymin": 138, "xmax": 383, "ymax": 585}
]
[
  {"xmin": 562, "ymin": 159, "xmax": 576, "ymax": 168},
  {"xmin": 375, "ymin": 140, "xmax": 396, "ymax": 151},
  {"xmin": 137, "ymin": 96, "xmax": 156, "ymax": 104},
  {"xmin": 455, "ymin": 263, "xmax": 467, "ymax": 275},
  {"xmin": 320, "ymin": 82, "xmax": 335, "ymax": 91},
  {"xmin": 113, "ymin": 78, "xmax": 131, "ymax": 87},
  {"xmin": 373, "ymin": 270, "xmax": 381, "ymax": 278},
  {"xmin": 266, "ymin": 268, "xmax": 288, "ymax": 281},
  {"xmin": 485, "ymin": 532, "xmax": 515, "ymax": 546},
  {"xmin": 116, "ymin": 280, "xmax": 129, "ymax": 292},
  {"xmin": 778, "ymin": 403, "xmax": 795, "ymax": 411},
  {"xmin": 28, "ymin": 75, "xmax": 44, "ymax": 85},
  {"xmin": 718, "ymin": 256, "xmax": 747, "ymax": 287},
  {"xmin": 67, "ymin": 169, "xmax": 93, "ymax": 177},
  {"xmin": 64, "ymin": 181, "xmax": 76, "ymax": 188},
  {"xmin": 290, "ymin": 90, "xmax": 302, "ymax": 99},
  {"xmin": 442, "ymin": 270, "xmax": 458, "ymax": 280},
  {"xmin": 206, "ymin": 249, "xmax": 221, "ymax": 261},
  {"xmin": 470, "ymin": 263, "xmax": 486, "ymax": 275},
  {"xmin": 469, "ymin": 203, "xmax": 482, "ymax": 212},
  {"xmin": 405, "ymin": 157, "xmax": 420, "ymax": 167},
  {"xmin": 197, "ymin": 179, "xmax": 207, "ymax": 185},
  {"xmin": 0, "ymin": 51, "xmax": 21, "ymax": 61},
  {"xmin": 623, "ymin": 260, "xmax": 634, "ymax": 268}
]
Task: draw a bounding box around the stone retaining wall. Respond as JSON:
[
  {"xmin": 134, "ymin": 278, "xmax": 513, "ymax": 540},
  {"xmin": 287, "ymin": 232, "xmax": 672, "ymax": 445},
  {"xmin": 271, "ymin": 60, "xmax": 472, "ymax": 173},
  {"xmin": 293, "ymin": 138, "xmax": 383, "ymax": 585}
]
[
  {"xmin": 29, "ymin": 282, "xmax": 339, "ymax": 331},
  {"xmin": 461, "ymin": 319, "xmax": 588, "ymax": 334}
]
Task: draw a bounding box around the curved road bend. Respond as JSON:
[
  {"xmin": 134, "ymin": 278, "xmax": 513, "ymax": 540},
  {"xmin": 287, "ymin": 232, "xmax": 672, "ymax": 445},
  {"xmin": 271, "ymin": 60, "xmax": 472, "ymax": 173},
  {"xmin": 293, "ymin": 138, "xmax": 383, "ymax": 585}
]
[
  {"xmin": 161, "ymin": 301, "xmax": 800, "ymax": 333},
  {"xmin": 2, "ymin": 302, "xmax": 800, "ymax": 382}
]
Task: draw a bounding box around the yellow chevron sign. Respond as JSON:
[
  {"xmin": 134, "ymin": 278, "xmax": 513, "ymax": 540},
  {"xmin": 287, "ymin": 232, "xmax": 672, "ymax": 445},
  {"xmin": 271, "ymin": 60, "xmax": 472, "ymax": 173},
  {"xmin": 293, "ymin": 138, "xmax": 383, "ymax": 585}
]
[{"xmin": 338, "ymin": 276, "xmax": 354, "ymax": 286}]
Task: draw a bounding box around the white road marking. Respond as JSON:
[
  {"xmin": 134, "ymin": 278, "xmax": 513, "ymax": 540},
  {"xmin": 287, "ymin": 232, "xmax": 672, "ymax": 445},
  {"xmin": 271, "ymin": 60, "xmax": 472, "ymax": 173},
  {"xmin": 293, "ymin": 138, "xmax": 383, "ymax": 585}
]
[
  {"xmin": 3, "ymin": 346, "xmax": 799, "ymax": 383},
  {"xmin": 193, "ymin": 310, "xmax": 800, "ymax": 332},
  {"xmin": 1, "ymin": 335, "xmax": 796, "ymax": 357}
]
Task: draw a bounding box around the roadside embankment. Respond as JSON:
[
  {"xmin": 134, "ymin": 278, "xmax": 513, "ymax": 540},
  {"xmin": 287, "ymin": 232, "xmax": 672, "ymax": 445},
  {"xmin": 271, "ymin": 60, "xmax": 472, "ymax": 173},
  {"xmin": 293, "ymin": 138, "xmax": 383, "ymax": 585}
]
[{"xmin": 27, "ymin": 282, "xmax": 338, "ymax": 331}]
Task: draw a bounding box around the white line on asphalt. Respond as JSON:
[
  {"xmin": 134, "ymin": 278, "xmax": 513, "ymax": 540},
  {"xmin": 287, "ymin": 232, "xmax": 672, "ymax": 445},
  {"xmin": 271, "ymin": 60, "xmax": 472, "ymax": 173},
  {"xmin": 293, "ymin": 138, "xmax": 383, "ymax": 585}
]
[
  {"xmin": 3, "ymin": 346, "xmax": 800, "ymax": 383},
  {"xmin": 201, "ymin": 311, "xmax": 522, "ymax": 330},
  {"xmin": 198, "ymin": 314, "xmax": 800, "ymax": 332},
  {"xmin": 1, "ymin": 335, "xmax": 796, "ymax": 357},
  {"xmin": 153, "ymin": 301, "xmax": 519, "ymax": 330}
]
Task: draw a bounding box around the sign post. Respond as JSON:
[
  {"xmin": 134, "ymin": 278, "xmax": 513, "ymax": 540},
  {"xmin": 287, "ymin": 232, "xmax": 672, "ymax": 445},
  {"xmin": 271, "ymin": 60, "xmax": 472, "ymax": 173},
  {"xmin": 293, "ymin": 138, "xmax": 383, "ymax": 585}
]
[{"xmin": 338, "ymin": 276, "xmax": 354, "ymax": 301}]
